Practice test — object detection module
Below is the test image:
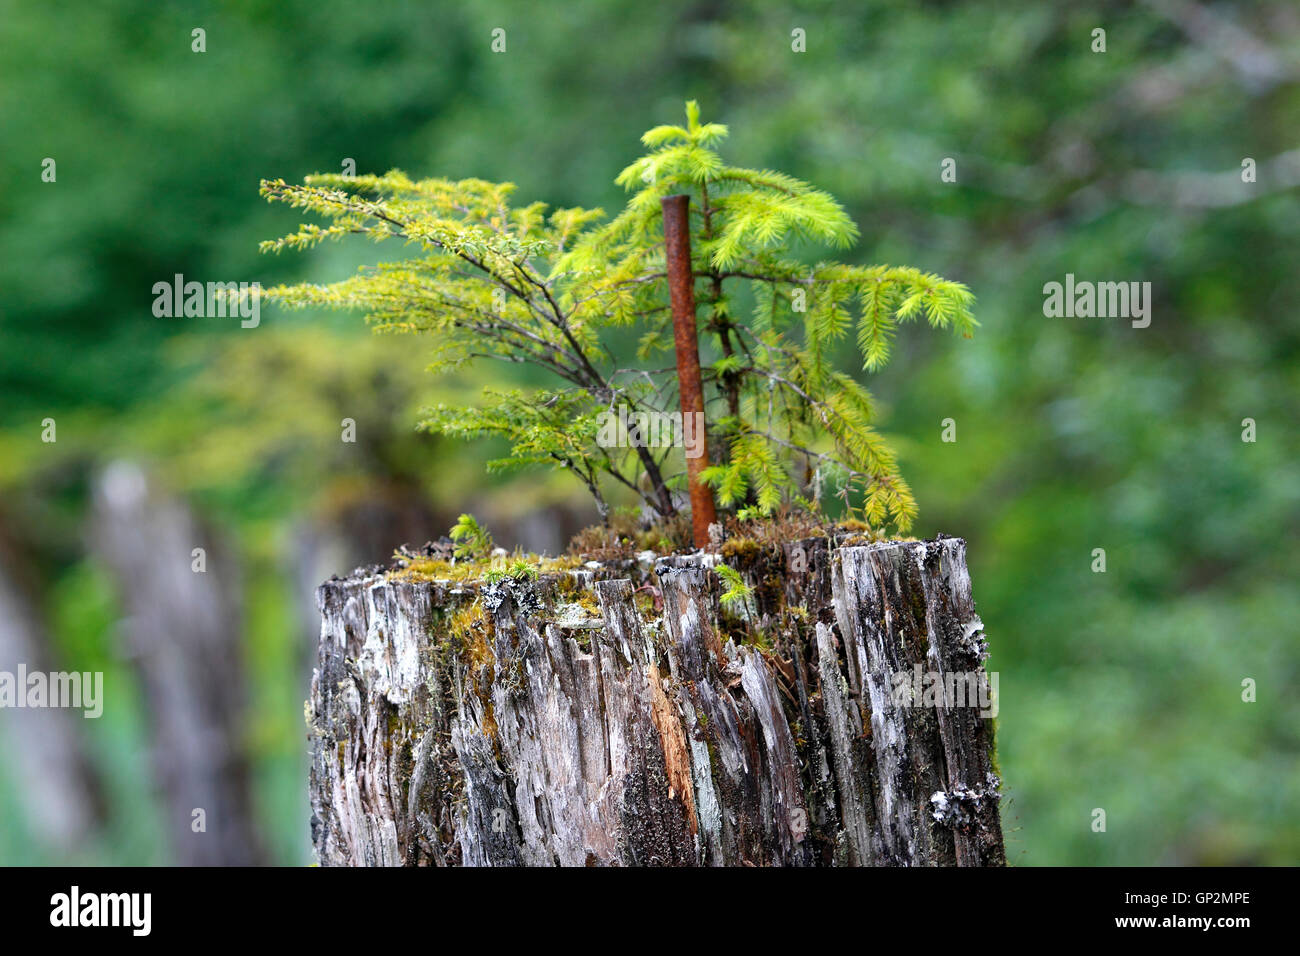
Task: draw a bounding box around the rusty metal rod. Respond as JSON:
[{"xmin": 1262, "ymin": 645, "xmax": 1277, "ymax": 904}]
[{"xmin": 661, "ymin": 194, "xmax": 718, "ymax": 550}]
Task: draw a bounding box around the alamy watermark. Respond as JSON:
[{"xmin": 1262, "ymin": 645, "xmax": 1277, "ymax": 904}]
[
  {"xmin": 889, "ymin": 664, "xmax": 998, "ymax": 718},
  {"xmin": 596, "ymin": 405, "xmax": 706, "ymax": 459},
  {"xmin": 50, "ymin": 886, "xmax": 150, "ymax": 936},
  {"xmin": 0, "ymin": 666, "xmax": 103, "ymax": 718},
  {"xmin": 1043, "ymin": 273, "xmax": 1151, "ymax": 328},
  {"xmin": 152, "ymin": 273, "xmax": 261, "ymax": 327}
]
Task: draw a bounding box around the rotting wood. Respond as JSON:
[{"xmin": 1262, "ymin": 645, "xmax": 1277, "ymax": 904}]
[
  {"xmin": 308, "ymin": 535, "xmax": 1005, "ymax": 866},
  {"xmin": 92, "ymin": 461, "xmax": 265, "ymax": 865}
]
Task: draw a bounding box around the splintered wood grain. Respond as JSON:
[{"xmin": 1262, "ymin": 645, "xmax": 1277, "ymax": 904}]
[
  {"xmin": 647, "ymin": 662, "xmax": 699, "ymax": 836},
  {"xmin": 308, "ymin": 536, "xmax": 1004, "ymax": 866}
]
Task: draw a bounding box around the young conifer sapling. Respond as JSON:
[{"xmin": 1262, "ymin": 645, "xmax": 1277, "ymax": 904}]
[{"xmin": 258, "ymin": 102, "xmax": 976, "ymax": 540}]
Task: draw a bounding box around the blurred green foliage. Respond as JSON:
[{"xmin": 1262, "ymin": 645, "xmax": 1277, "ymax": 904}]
[{"xmin": 1, "ymin": 0, "xmax": 1296, "ymax": 865}]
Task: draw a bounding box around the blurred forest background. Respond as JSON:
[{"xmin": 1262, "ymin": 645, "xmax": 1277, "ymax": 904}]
[{"xmin": 1, "ymin": 0, "xmax": 1297, "ymax": 865}]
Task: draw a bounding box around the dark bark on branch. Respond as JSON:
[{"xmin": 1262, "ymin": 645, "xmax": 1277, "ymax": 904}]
[{"xmin": 308, "ymin": 535, "xmax": 1004, "ymax": 866}]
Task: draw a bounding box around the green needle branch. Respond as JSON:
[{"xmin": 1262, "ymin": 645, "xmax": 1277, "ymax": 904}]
[{"xmin": 257, "ymin": 101, "xmax": 976, "ymax": 534}]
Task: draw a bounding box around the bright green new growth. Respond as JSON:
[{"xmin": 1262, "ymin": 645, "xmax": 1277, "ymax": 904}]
[
  {"xmin": 259, "ymin": 102, "xmax": 975, "ymax": 533},
  {"xmin": 715, "ymin": 564, "xmax": 755, "ymax": 608},
  {"xmin": 483, "ymin": 558, "xmax": 539, "ymax": 585},
  {"xmin": 449, "ymin": 513, "xmax": 492, "ymax": 560}
]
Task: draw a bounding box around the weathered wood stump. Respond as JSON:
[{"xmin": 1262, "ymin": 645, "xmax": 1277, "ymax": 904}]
[{"xmin": 307, "ymin": 535, "xmax": 1005, "ymax": 866}]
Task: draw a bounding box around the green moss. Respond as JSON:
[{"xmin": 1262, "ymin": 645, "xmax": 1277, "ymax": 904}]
[
  {"xmin": 720, "ymin": 536, "xmax": 762, "ymax": 564},
  {"xmin": 449, "ymin": 603, "xmax": 492, "ymax": 674},
  {"xmin": 634, "ymin": 590, "xmax": 658, "ymax": 621},
  {"xmin": 446, "ymin": 601, "xmax": 501, "ymax": 752},
  {"xmin": 388, "ymin": 556, "xmax": 476, "ymax": 583},
  {"xmin": 540, "ymin": 554, "xmax": 585, "ymax": 573},
  {"xmin": 390, "ymin": 550, "xmax": 548, "ymax": 586},
  {"xmin": 483, "ymin": 558, "xmax": 539, "ymax": 584}
]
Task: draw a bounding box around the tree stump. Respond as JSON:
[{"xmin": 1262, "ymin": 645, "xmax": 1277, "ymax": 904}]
[
  {"xmin": 92, "ymin": 462, "xmax": 265, "ymax": 865},
  {"xmin": 307, "ymin": 535, "xmax": 1005, "ymax": 866}
]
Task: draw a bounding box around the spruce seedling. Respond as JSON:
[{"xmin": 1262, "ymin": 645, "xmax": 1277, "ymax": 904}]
[{"xmin": 259, "ymin": 101, "xmax": 975, "ymax": 535}]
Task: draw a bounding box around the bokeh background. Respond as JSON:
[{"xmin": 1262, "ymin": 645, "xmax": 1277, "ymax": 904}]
[{"xmin": 1, "ymin": 0, "xmax": 1297, "ymax": 865}]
